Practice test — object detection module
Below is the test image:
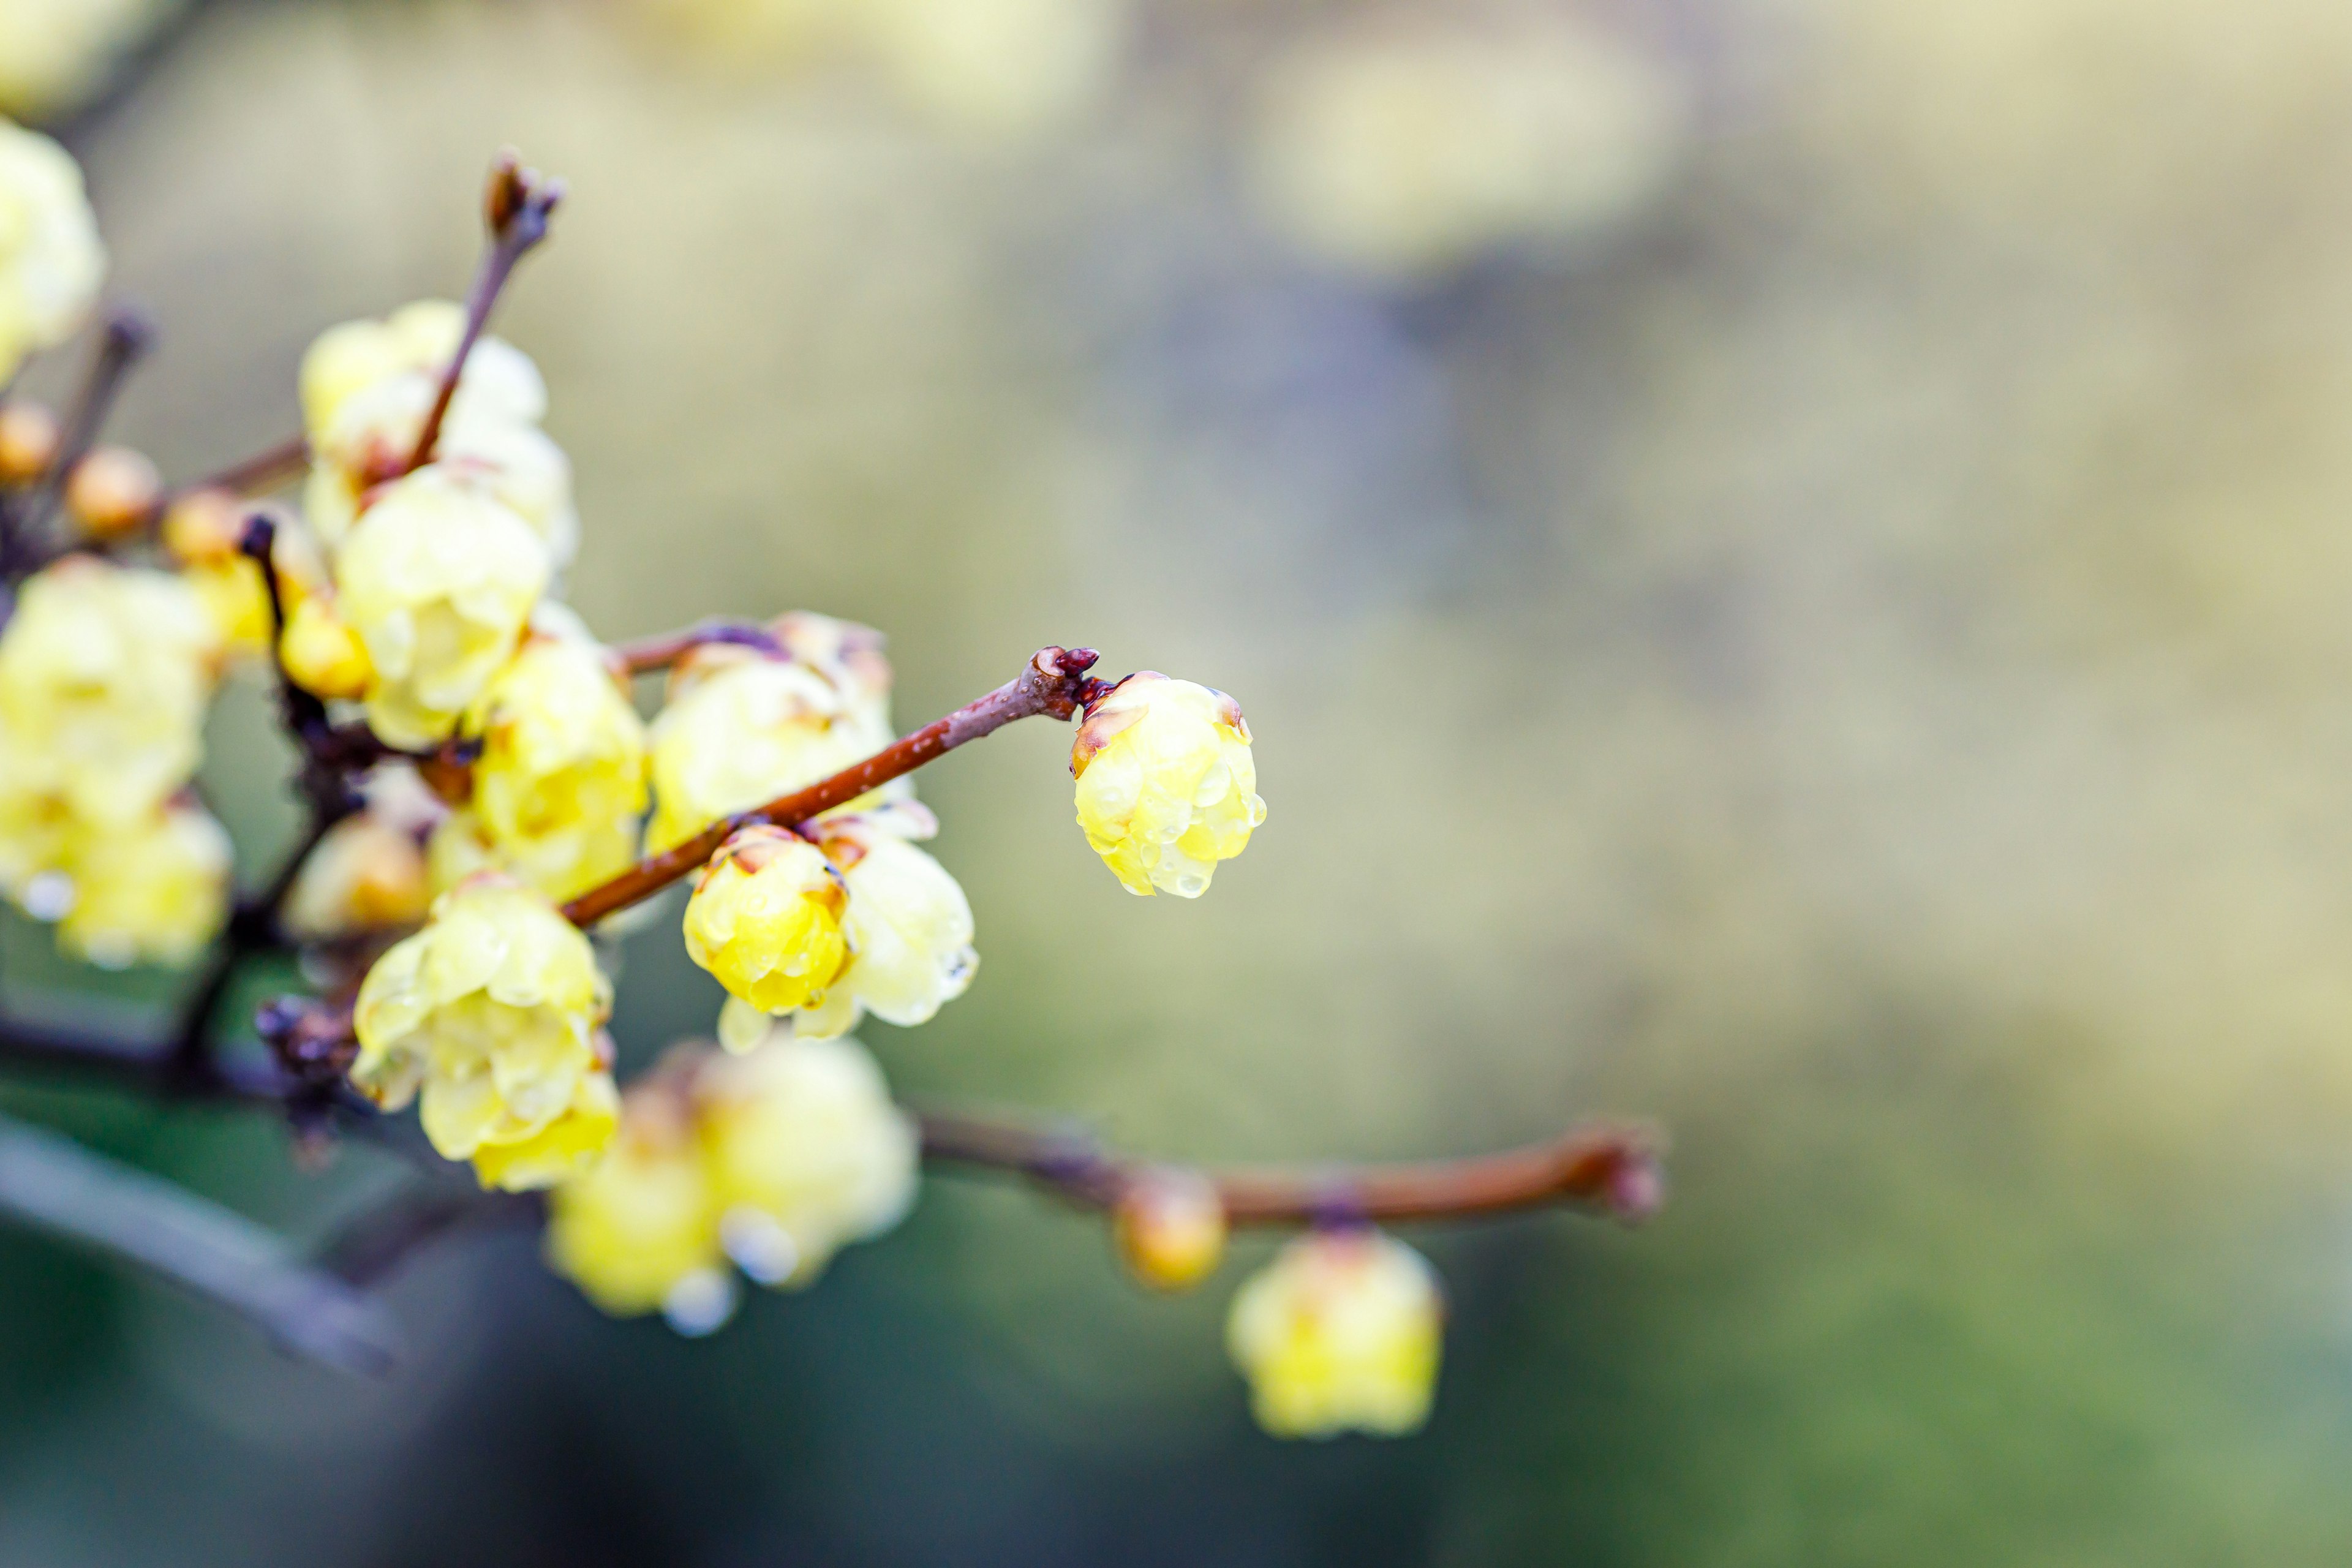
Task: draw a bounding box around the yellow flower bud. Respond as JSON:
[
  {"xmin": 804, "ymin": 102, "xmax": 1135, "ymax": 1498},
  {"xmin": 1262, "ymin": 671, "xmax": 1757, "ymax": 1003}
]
[
  {"xmin": 1113, "ymin": 1167, "xmax": 1227, "ymax": 1292},
  {"xmin": 464, "ymin": 636, "xmax": 648, "ymax": 902},
  {"xmin": 695, "ymin": 1031, "xmax": 918, "ymax": 1287},
  {"xmin": 182, "ymin": 556, "xmax": 271, "ymax": 660},
  {"xmin": 56, "ymin": 800, "xmax": 232, "ymax": 970},
  {"xmin": 545, "ymin": 1085, "xmax": 725, "ymax": 1317},
  {"xmin": 0, "ymin": 119, "xmax": 104, "ymax": 384},
  {"xmin": 790, "ymin": 813, "xmax": 976, "ymax": 1038},
  {"xmin": 350, "ymin": 876, "xmax": 614, "ymax": 1185},
  {"xmin": 0, "ymin": 736, "xmax": 77, "ymax": 905},
  {"xmin": 334, "ymin": 466, "xmax": 550, "ymax": 750},
  {"xmin": 424, "ymin": 807, "xmax": 499, "ymax": 900},
  {"xmin": 280, "ymin": 813, "xmax": 431, "ymax": 941},
  {"xmin": 63, "ymin": 444, "xmax": 160, "ymax": 540},
  {"xmin": 0, "ymin": 558, "xmax": 216, "ymax": 828},
  {"xmin": 0, "ymin": 398, "xmax": 59, "ymax": 484},
  {"xmin": 1225, "ymin": 1228, "xmax": 1444, "ymax": 1439},
  {"xmin": 682, "ymin": 825, "xmax": 851, "ymax": 1023},
  {"xmin": 469, "ymin": 1068, "xmax": 622, "ymax": 1193},
  {"xmin": 277, "ymin": 589, "xmax": 374, "ymax": 701},
  {"xmin": 646, "ymin": 648, "xmax": 889, "ymax": 856},
  {"xmin": 159, "ymin": 487, "xmax": 242, "ymax": 563},
  {"xmin": 1071, "ymin": 673, "xmax": 1264, "ymax": 897}
]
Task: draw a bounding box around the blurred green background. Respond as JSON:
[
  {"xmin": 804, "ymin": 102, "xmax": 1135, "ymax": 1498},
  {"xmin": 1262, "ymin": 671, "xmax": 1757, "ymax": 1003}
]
[{"xmin": 10, "ymin": 0, "xmax": 2352, "ymax": 1561}]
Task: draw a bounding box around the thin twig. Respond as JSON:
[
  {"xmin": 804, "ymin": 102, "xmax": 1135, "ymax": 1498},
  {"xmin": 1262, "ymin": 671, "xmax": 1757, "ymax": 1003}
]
[
  {"xmin": 403, "ymin": 151, "xmax": 565, "ymax": 475},
  {"xmin": 612, "ymin": 618, "xmax": 785, "ymax": 676},
  {"xmin": 560, "ymin": 645, "xmax": 1104, "ymax": 926},
  {"xmin": 317, "ymin": 1183, "xmax": 541, "ymax": 1287},
  {"xmin": 172, "ymin": 431, "xmax": 309, "ymax": 505},
  {"xmin": 0, "ymin": 1110, "xmax": 400, "ymax": 1373},
  {"xmin": 16, "ymin": 307, "xmax": 153, "ymax": 552},
  {"xmin": 915, "ymin": 1110, "xmax": 1666, "ymax": 1226}
]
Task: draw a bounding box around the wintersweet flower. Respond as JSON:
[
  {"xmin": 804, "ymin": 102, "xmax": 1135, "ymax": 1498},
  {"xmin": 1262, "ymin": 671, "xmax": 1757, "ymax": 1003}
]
[
  {"xmin": 280, "ymin": 813, "xmax": 431, "ymax": 941},
  {"xmin": 465, "ymin": 635, "xmax": 648, "ymax": 902},
  {"xmin": 0, "ymin": 557, "xmax": 217, "ymax": 827},
  {"xmin": 682, "ymin": 825, "xmax": 851, "ymax": 1025},
  {"xmin": 1071, "ymin": 672, "xmax": 1264, "ymax": 897},
  {"xmin": 55, "ymin": 800, "xmax": 230, "ymax": 969},
  {"xmin": 545, "ymin": 1084, "xmax": 726, "ymax": 1319},
  {"xmin": 350, "ymin": 875, "xmax": 614, "ymax": 1188},
  {"xmin": 644, "ymin": 645, "xmax": 888, "ymax": 855},
  {"xmin": 1113, "ymin": 1167, "xmax": 1227, "ymax": 1292},
  {"xmin": 0, "ymin": 0, "xmax": 176, "ymax": 121},
  {"xmin": 300, "ymin": 298, "xmax": 545, "ymax": 451},
  {"xmin": 334, "ymin": 466, "xmax": 550, "ymax": 749},
  {"xmin": 469, "ymin": 1068, "xmax": 622, "ymax": 1193},
  {"xmin": 784, "ymin": 809, "xmax": 976, "ymax": 1040},
  {"xmin": 0, "ymin": 118, "xmax": 104, "ymax": 384},
  {"xmin": 695, "ymin": 1029, "xmax": 919, "ymax": 1288},
  {"xmin": 1225, "ymin": 1227, "xmax": 1444, "ymax": 1439}
]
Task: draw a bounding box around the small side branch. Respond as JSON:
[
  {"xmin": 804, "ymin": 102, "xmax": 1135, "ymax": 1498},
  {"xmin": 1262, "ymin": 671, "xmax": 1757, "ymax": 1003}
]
[
  {"xmin": 559, "ymin": 645, "xmax": 1102, "ymax": 926},
  {"xmin": 916, "ymin": 1111, "xmax": 1665, "ymax": 1227},
  {"xmin": 13, "ymin": 307, "xmax": 154, "ymax": 553},
  {"xmin": 0, "ymin": 1110, "xmax": 400, "ymax": 1373},
  {"xmin": 403, "ymin": 151, "xmax": 565, "ymax": 475},
  {"xmin": 612, "ymin": 619, "xmax": 785, "ymax": 676}
]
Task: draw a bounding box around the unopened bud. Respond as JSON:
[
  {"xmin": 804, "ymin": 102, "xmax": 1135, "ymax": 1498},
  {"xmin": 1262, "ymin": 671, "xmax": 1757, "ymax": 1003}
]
[
  {"xmin": 0, "ymin": 400, "xmax": 59, "ymax": 483},
  {"xmin": 280, "ymin": 594, "xmax": 374, "ymax": 700},
  {"xmin": 65, "ymin": 446, "xmax": 163, "ymax": 538},
  {"xmin": 160, "ymin": 488, "xmax": 244, "ymax": 564},
  {"xmin": 1114, "ymin": 1167, "xmax": 1227, "ymax": 1291}
]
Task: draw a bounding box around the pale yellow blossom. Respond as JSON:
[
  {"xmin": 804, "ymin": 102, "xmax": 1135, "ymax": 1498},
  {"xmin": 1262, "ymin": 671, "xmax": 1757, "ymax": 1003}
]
[
  {"xmin": 1071, "ymin": 673, "xmax": 1264, "ymax": 897},
  {"xmin": 0, "ymin": 117, "xmax": 103, "ymax": 381},
  {"xmin": 682, "ymin": 825, "xmax": 850, "ymax": 1024},
  {"xmin": 465, "ymin": 636, "xmax": 648, "ymax": 901},
  {"xmin": 1226, "ymin": 1228, "xmax": 1443, "ymax": 1439},
  {"xmin": 545, "ymin": 1084, "xmax": 726, "ymax": 1317},
  {"xmin": 53, "ymin": 799, "xmax": 230, "ymax": 969}
]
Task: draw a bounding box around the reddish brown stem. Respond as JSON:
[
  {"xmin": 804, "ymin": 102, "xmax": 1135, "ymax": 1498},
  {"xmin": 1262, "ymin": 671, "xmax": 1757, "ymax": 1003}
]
[
  {"xmin": 612, "ymin": 618, "xmax": 785, "ymax": 676},
  {"xmin": 559, "ymin": 645, "xmax": 1101, "ymax": 927},
  {"xmin": 915, "ymin": 1111, "xmax": 1666, "ymax": 1226},
  {"xmin": 176, "ymin": 432, "xmax": 309, "ymax": 502},
  {"xmin": 403, "ymin": 151, "xmax": 565, "ymax": 475}
]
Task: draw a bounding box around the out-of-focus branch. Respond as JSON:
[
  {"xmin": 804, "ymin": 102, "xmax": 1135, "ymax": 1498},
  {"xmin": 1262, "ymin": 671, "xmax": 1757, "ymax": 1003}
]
[
  {"xmin": 0, "ymin": 1110, "xmax": 400, "ymax": 1373},
  {"xmin": 166, "ymin": 432, "xmax": 310, "ymax": 511},
  {"xmin": 612, "ymin": 618, "xmax": 785, "ymax": 676},
  {"xmin": 404, "ymin": 151, "xmax": 565, "ymax": 475},
  {"xmin": 915, "ymin": 1110, "xmax": 1667, "ymax": 1227},
  {"xmin": 317, "ymin": 1183, "xmax": 541, "ymax": 1287},
  {"xmin": 12, "ymin": 307, "xmax": 154, "ymax": 556},
  {"xmin": 560, "ymin": 645, "xmax": 1106, "ymax": 926}
]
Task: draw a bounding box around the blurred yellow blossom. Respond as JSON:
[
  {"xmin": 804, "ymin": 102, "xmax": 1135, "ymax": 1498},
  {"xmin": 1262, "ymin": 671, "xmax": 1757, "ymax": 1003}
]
[
  {"xmin": 546, "ymin": 1082, "xmax": 726, "ymax": 1318},
  {"xmin": 646, "ymin": 638, "xmax": 892, "ymax": 854},
  {"xmin": 335, "ymin": 466, "xmax": 550, "ymax": 750},
  {"xmin": 682, "ymin": 824, "xmax": 851, "ymax": 1025},
  {"xmin": 789, "ymin": 809, "xmax": 976, "ymax": 1039},
  {"xmin": 55, "ymin": 799, "xmax": 231, "ymax": 969},
  {"xmin": 1226, "ymin": 1227, "xmax": 1443, "ymax": 1439},
  {"xmin": 350, "ymin": 875, "xmax": 614, "ymax": 1188},
  {"xmin": 1247, "ymin": 12, "xmax": 1683, "ymax": 280},
  {"xmin": 0, "ymin": 557, "xmax": 216, "ymax": 829},
  {"xmin": 280, "ymin": 814, "xmax": 431, "ymax": 941},
  {"xmin": 469, "ymin": 1067, "xmax": 622, "ymax": 1193},
  {"xmin": 1113, "ymin": 1167, "xmax": 1227, "ymax": 1292},
  {"xmin": 696, "ymin": 1028, "xmax": 918, "ymax": 1287},
  {"xmin": 465, "ymin": 635, "xmax": 648, "ymax": 902},
  {"xmin": 277, "ymin": 589, "xmax": 374, "ymax": 701},
  {"xmin": 0, "ymin": 116, "xmax": 103, "ymax": 380},
  {"xmin": 1071, "ymin": 672, "xmax": 1263, "ymax": 897},
  {"xmin": 0, "ymin": 0, "xmax": 178, "ymax": 121}
]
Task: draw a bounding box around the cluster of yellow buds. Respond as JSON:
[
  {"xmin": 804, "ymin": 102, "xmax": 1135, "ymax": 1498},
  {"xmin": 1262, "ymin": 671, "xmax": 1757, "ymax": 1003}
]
[
  {"xmin": 546, "ymin": 1028, "xmax": 918, "ymax": 1330},
  {"xmin": 1225, "ymin": 1227, "xmax": 1446, "ymax": 1439},
  {"xmin": 0, "ymin": 558, "xmax": 230, "ymax": 965},
  {"xmin": 350, "ymin": 875, "xmax": 617, "ymax": 1190}
]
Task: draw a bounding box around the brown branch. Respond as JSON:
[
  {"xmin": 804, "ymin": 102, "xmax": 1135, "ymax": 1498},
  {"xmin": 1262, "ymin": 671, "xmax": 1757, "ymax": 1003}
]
[
  {"xmin": 172, "ymin": 431, "xmax": 309, "ymax": 503},
  {"xmin": 317, "ymin": 1183, "xmax": 541, "ymax": 1287},
  {"xmin": 12, "ymin": 307, "xmax": 153, "ymax": 557},
  {"xmin": 559, "ymin": 644, "xmax": 1105, "ymax": 927},
  {"xmin": 915, "ymin": 1110, "xmax": 1666, "ymax": 1227},
  {"xmin": 402, "ymin": 151, "xmax": 565, "ymax": 475},
  {"xmin": 612, "ymin": 618, "xmax": 785, "ymax": 676}
]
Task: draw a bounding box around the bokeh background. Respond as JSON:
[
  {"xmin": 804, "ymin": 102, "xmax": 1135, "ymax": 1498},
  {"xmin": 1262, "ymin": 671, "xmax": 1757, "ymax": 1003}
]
[{"xmin": 8, "ymin": 0, "xmax": 2352, "ymax": 1561}]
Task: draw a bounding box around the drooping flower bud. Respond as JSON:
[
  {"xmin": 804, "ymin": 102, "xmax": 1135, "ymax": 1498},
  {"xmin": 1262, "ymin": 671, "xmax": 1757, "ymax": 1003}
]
[
  {"xmin": 334, "ymin": 466, "xmax": 549, "ymax": 749},
  {"xmin": 63, "ymin": 444, "xmax": 159, "ymax": 539},
  {"xmin": 0, "ymin": 120, "xmax": 104, "ymax": 385},
  {"xmin": 1113, "ymin": 1167, "xmax": 1227, "ymax": 1292},
  {"xmin": 280, "ymin": 813, "xmax": 432, "ymax": 941},
  {"xmin": 278, "ymin": 589, "xmax": 374, "ymax": 701},
  {"xmin": 0, "ymin": 398, "xmax": 59, "ymax": 483},
  {"xmin": 55, "ymin": 799, "xmax": 232, "ymax": 970},
  {"xmin": 682, "ymin": 825, "xmax": 851, "ymax": 1026},
  {"xmin": 695, "ymin": 1029, "xmax": 919, "ymax": 1289},
  {"xmin": 469, "ymin": 1066, "xmax": 623, "ymax": 1193},
  {"xmin": 645, "ymin": 643, "xmax": 889, "ymax": 856},
  {"xmin": 350, "ymin": 875, "xmax": 614, "ymax": 1188},
  {"xmin": 788, "ymin": 810, "xmax": 976, "ymax": 1039},
  {"xmin": 1071, "ymin": 673, "xmax": 1265, "ymax": 897},
  {"xmin": 545, "ymin": 1081, "xmax": 725, "ymax": 1318},
  {"xmin": 464, "ymin": 635, "xmax": 648, "ymax": 902},
  {"xmin": 0, "ymin": 557, "xmax": 216, "ymax": 829},
  {"xmin": 1224, "ymin": 1227, "xmax": 1444, "ymax": 1439}
]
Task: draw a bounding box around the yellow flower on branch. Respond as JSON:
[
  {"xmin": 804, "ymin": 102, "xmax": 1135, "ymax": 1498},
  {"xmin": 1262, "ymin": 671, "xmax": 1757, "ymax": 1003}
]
[
  {"xmin": 466, "ymin": 635, "xmax": 649, "ymax": 902},
  {"xmin": 696, "ymin": 1030, "xmax": 918, "ymax": 1288},
  {"xmin": 280, "ymin": 814, "xmax": 431, "ymax": 942},
  {"xmin": 1071, "ymin": 672, "xmax": 1264, "ymax": 897},
  {"xmin": 786, "ymin": 809, "xmax": 976, "ymax": 1039},
  {"xmin": 682, "ymin": 825, "xmax": 851, "ymax": 1025},
  {"xmin": 350, "ymin": 875, "xmax": 615, "ymax": 1189},
  {"xmin": 545, "ymin": 1082, "xmax": 726, "ymax": 1319},
  {"xmin": 0, "ymin": 116, "xmax": 103, "ymax": 382},
  {"xmin": 334, "ymin": 467, "xmax": 550, "ymax": 750},
  {"xmin": 1225, "ymin": 1228, "xmax": 1444, "ymax": 1439},
  {"xmin": 1113, "ymin": 1167, "xmax": 1227, "ymax": 1292},
  {"xmin": 55, "ymin": 799, "xmax": 230, "ymax": 970}
]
